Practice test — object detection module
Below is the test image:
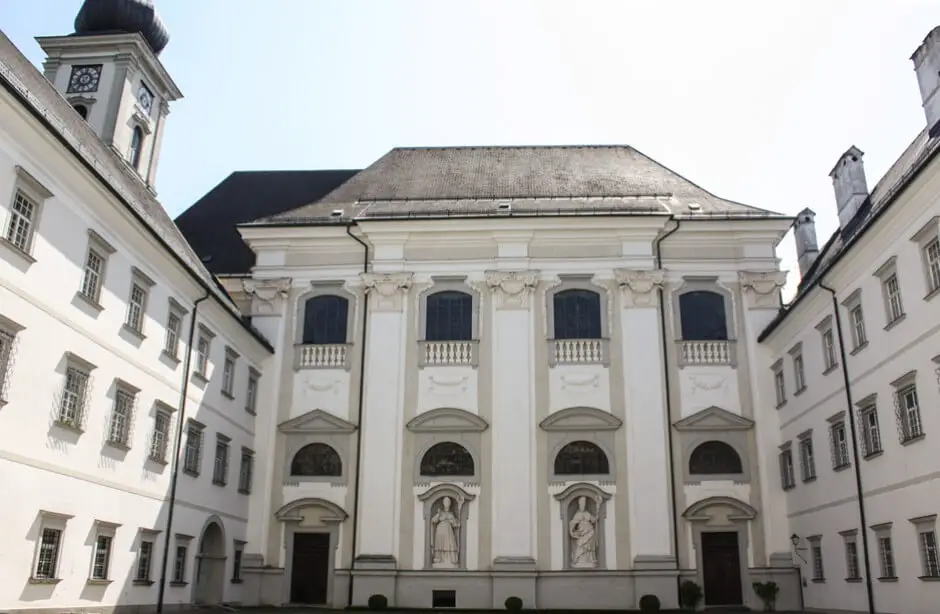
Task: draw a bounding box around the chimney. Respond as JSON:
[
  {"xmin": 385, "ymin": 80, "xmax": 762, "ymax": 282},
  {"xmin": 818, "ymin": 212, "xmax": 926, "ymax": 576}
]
[
  {"xmin": 912, "ymin": 25, "xmax": 940, "ymax": 132},
  {"xmin": 829, "ymin": 146, "xmax": 869, "ymax": 229},
  {"xmin": 793, "ymin": 207, "xmax": 819, "ymax": 278}
]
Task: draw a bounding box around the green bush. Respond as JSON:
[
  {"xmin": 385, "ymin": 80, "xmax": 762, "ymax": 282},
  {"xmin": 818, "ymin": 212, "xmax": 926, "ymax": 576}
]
[
  {"xmin": 679, "ymin": 580, "xmax": 703, "ymax": 609},
  {"xmin": 367, "ymin": 594, "xmax": 388, "ymax": 610},
  {"xmin": 753, "ymin": 580, "xmax": 780, "ymax": 611},
  {"xmin": 504, "ymin": 596, "xmax": 524, "ymax": 611},
  {"xmin": 638, "ymin": 594, "xmax": 661, "ymax": 612}
]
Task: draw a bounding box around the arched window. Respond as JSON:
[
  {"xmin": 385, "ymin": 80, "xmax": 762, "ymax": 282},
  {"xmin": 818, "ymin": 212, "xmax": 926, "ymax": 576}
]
[
  {"xmin": 554, "ymin": 441, "xmax": 610, "ymax": 475},
  {"xmin": 426, "ymin": 291, "xmax": 472, "ymax": 341},
  {"xmin": 302, "ymin": 295, "xmax": 349, "ymax": 344},
  {"xmin": 689, "ymin": 441, "xmax": 742, "ymax": 475},
  {"xmin": 678, "ymin": 290, "xmax": 728, "ymax": 340},
  {"xmin": 420, "ymin": 442, "xmax": 474, "ymax": 476},
  {"xmin": 129, "ymin": 126, "xmax": 144, "ymax": 169},
  {"xmin": 73, "ymin": 104, "xmax": 88, "ymax": 119},
  {"xmin": 553, "ymin": 289, "xmax": 602, "ymax": 339},
  {"xmin": 290, "ymin": 443, "xmax": 342, "ymax": 476}
]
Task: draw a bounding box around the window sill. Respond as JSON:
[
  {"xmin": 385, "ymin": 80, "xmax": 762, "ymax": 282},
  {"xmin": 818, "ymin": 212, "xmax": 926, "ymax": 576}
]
[
  {"xmin": 183, "ymin": 468, "xmax": 200, "ymax": 478},
  {"xmin": 230, "ymin": 578, "xmax": 244, "ymax": 584},
  {"xmin": 86, "ymin": 578, "xmax": 112, "ymax": 586},
  {"xmin": 245, "ymin": 408, "xmax": 256, "ymax": 416},
  {"xmin": 925, "ymin": 286, "xmax": 940, "ymax": 303},
  {"xmin": 878, "ymin": 576, "xmax": 898, "ymax": 582},
  {"xmin": 28, "ymin": 577, "xmax": 61, "ymax": 585},
  {"xmin": 169, "ymin": 581, "xmax": 188, "ymax": 587},
  {"xmin": 75, "ymin": 291, "xmax": 104, "ymax": 312},
  {"xmin": 148, "ymin": 455, "xmax": 168, "ymax": 466},
  {"xmin": 191, "ymin": 371, "xmax": 209, "ymax": 385},
  {"xmin": 53, "ymin": 418, "xmax": 84, "ymax": 434},
  {"xmin": 863, "ymin": 450, "xmax": 884, "ymax": 461},
  {"xmin": 823, "ymin": 364, "xmax": 840, "ymax": 376},
  {"xmin": 919, "ymin": 575, "xmax": 940, "ymax": 582},
  {"xmin": 105, "ymin": 439, "xmax": 131, "ymax": 452},
  {"xmin": 160, "ymin": 349, "xmax": 181, "ymax": 365},
  {"xmin": 238, "ymin": 488, "xmax": 251, "ymax": 495},
  {"xmin": 811, "ymin": 578, "xmax": 826, "ymax": 584},
  {"xmin": 775, "ymin": 400, "xmax": 787, "ymax": 410},
  {"xmin": 850, "ymin": 341, "xmax": 869, "ymax": 356},
  {"xmin": 121, "ymin": 323, "xmax": 146, "ymax": 341},
  {"xmin": 221, "ymin": 390, "xmax": 235, "ymax": 401},
  {"xmin": 833, "ymin": 462, "xmax": 851, "ymax": 472},
  {"xmin": 0, "ymin": 398, "xmax": 6, "ymax": 408},
  {"xmin": 212, "ymin": 479, "xmax": 227, "ymax": 487},
  {"xmin": 0, "ymin": 237, "xmax": 37, "ymax": 266},
  {"xmin": 782, "ymin": 484, "xmax": 796, "ymax": 491},
  {"xmin": 802, "ymin": 476, "xmax": 817, "ymax": 484},
  {"xmin": 794, "ymin": 386, "xmax": 807, "ymax": 397},
  {"xmin": 133, "ymin": 579, "xmax": 155, "ymax": 586},
  {"xmin": 884, "ymin": 314, "xmax": 907, "ymax": 332},
  {"xmin": 901, "ymin": 434, "xmax": 926, "ymax": 447},
  {"xmin": 845, "ymin": 577, "xmax": 862, "ymax": 583}
]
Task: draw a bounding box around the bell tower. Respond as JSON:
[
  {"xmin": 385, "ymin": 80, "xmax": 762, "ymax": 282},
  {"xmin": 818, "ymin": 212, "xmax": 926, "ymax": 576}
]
[{"xmin": 35, "ymin": 0, "xmax": 182, "ymax": 191}]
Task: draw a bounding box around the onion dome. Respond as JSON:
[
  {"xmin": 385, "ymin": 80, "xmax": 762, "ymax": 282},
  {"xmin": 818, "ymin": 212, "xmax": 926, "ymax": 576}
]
[{"xmin": 74, "ymin": 0, "xmax": 170, "ymax": 55}]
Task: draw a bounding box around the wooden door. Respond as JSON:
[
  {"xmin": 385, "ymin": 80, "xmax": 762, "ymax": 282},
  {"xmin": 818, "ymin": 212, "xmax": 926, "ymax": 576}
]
[
  {"xmin": 290, "ymin": 532, "xmax": 331, "ymax": 604},
  {"xmin": 701, "ymin": 531, "xmax": 743, "ymax": 605}
]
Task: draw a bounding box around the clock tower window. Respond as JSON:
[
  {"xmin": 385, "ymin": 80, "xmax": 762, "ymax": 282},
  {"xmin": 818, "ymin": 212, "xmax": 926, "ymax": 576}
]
[
  {"xmin": 73, "ymin": 104, "xmax": 88, "ymax": 120},
  {"xmin": 129, "ymin": 127, "xmax": 144, "ymax": 169}
]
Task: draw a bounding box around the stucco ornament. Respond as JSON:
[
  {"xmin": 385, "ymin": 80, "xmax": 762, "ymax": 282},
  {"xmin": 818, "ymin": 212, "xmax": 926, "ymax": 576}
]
[
  {"xmin": 569, "ymin": 495, "xmax": 600, "ymax": 568},
  {"xmin": 614, "ymin": 268, "xmax": 665, "ymax": 308},
  {"xmin": 241, "ymin": 277, "xmax": 292, "ymax": 316},
  {"xmin": 485, "ymin": 270, "xmax": 539, "ymax": 309},
  {"xmin": 738, "ymin": 270, "xmax": 788, "ymax": 309},
  {"xmin": 430, "ymin": 495, "xmax": 462, "ymax": 568},
  {"xmin": 361, "ymin": 272, "xmax": 413, "ymax": 311}
]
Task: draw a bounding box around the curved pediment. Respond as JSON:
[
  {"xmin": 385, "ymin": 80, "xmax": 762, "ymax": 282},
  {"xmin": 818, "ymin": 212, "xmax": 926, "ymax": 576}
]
[
  {"xmin": 278, "ymin": 409, "xmax": 357, "ymax": 434},
  {"xmin": 416, "ymin": 482, "xmax": 477, "ymax": 503},
  {"xmin": 275, "ymin": 497, "xmax": 348, "ymax": 523},
  {"xmin": 552, "ymin": 481, "xmax": 613, "ymax": 502},
  {"xmin": 673, "ymin": 406, "xmax": 754, "ymax": 432},
  {"xmin": 682, "ymin": 496, "xmax": 757, "ymax": 521},
  {"xmin": 406, "ymin": 408, "xmax": 488, "ymax": 433},
  {"xmin": 540, "ymin": 406, "xmax": 622, "ymax": 432}
]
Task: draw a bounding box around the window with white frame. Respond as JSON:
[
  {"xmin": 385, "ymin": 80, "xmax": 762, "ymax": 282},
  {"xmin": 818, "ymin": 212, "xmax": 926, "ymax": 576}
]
[
  {"xmin": 221, "ymin": 348, "xmax": 237, "ymax": 397},
  {"xmin": 77, "ymin": 230, "xmax": 115, "ymax": 307},
  {"xmin": 246, "ymin": 368, "xmax": 259, "ymax": 414},
  {"xmin": 171, "ymin": 535, "xmax": 191, "ymax": 584},
  {"xmin": 779, "ymin": 444, "xmax": 795, "ymax": 490},
  {"xmin": 842, "ymin": 290, "xmax": 867, "ymax": 352},
  {"xmin": 238, "ymin": 447, "xmax": 254, "ymax": 494},
  {"xmin": 31, "ymin": 510, "xmax": 72, "ymax": 582},
  {"xmin": 107, "ymin": 383, "xmax": 137, "ymax": 447},
  {"xmin": 57, "ymin": 354, "xmax": 94, "ymax": 431},
  {"xmin": 841, "ymin": 531, "xmax": 860, "ymax": 580},
  {"xmin": 183, "ymin": 420, "xmax": 204, "ymax": 476},
  {"xmin": 0, "ymin": 315, "xmax": 23, "ymax": 405},
  {"xmin": 135, "ymin": 530, "xmax": 158, "ymax": 584},
  {"xmin": 149, "ymin": 404, "xmax": 173, "ymax": 463},
  {"xmin": 124, "ymin": 268, "xmax": 154, "ymax": 336},
  {"xmin": 822, "ymin": 329, "xmax": 837, "ymax": 372},
  {"xmin": 798, "ymin": 431, "xmax": 816, "ymax": 482},
  {"xmin": 809, "ymin": 536, "xmax": 825, "ymax": 581},
  {"xmin": 772, "ymin": 360, "xmax": 786, "ymax": 407},
  {"xmin": 926, "ymin": 238, "xmax": 940, "ymax": 294},
  {"xmin": 213, "ymin": 434, "xmax": 230, "ymax": 486},
  {"xmin": 871, "ymin": 523, "xmax": 895, "ymax": 579},
  {"xmin": 910, "ymin": 217, "xmax": 940, "ymax": 297},
  {"xmin": 874, "ymin": 256, "xmax": 905, "ymax": 327},
  {"xmin": 232, "ymin": 540, "xmax": 245, "ymax": 582},
  {"xmin": 911, "ymin": 515, "xmax": 940, "ymax": 579},
  {"xmin": 89, "ymin": 520, "xmax": 118, "ymax": 581},
  {"xmin": 163, "ymin": 299, "xmax": 186, "ymax": 360},
  {"xmin": 3, "ymin": 168, "xmax": 53, "ymax": 258},
  {"xmin": 793, "ymin": 353, "xmax": 806, "ymax": 393},
  {"xmin": 857, "ymin": 398, "xmax": 883, "ymax": 457},
  {"xmin": 891, "ymin": 371, "xmax": 923, "ymax": 443},
  {"xmin": 194, "ymin": 325, "xmax": 214, "ymax": 378},
  {"xmin": 829, "ymin": 417, "xmax": 850, "ymax": 470}
]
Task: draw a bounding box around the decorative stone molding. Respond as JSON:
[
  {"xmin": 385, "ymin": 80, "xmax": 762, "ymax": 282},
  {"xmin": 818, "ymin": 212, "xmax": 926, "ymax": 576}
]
[
  {"xmin": 738, "ymin": 270, "xmax": 788, "ymax": 309},
  {"xmin": 361, "ymin": 272, "xmax": 413, "ymax": 311},
  {"xmin": 614, "ymin": 268, "xmax": 665, "ymax": 308},
  {"xmin": 242, "ymin": 277, "xmax": 292, "ymax": 316},
  {"xmin": 485, "ymin": 270, "xmax": 539, "ymax": 309}
]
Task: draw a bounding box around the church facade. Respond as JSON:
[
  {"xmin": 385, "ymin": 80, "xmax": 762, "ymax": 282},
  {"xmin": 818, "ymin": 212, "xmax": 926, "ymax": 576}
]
[{"xmin": 1, "ymin": 2, "xmax": 939, "ymax": 613}]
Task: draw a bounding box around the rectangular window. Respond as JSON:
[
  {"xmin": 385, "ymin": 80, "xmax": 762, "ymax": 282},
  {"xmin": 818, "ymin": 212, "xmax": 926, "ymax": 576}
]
[
  {"xmin": 878, "ymin": 536, "xmax": 895, "ymax": 578},
  {"xmin": 5, "ymin": 189, "xmax": 38, "ymax": 253},
  {"xmin": 34, "ymin": 527, "xmax": 62, "ymax": 580},
  {"xmin": 793, "ymin": 354, "xmax": 805, "ymax": 393},
  {"xmin": 773, "ymin": 368, "xmax": 786, "ymax": 406},
  {"xmin": 58, "ymin": 365, "xmax": 90, "ymax": 430},
  {"xmin": 135, "ymin": 539, "xmax": 154, "ymax": 582},
  {"xmin": 861, "ymin": 405, "xmax": 882, "ymax": 456},
  {"xmin": 165, "ymin": 311, "xmax": 182, "ymax": 358},
  {"xmin": 213, "ymin": 435, "xmax": 229, "ymax": 486},
  {"xmin": 222, "ymin": 349, "xmax": 237, "ymax": 397},
  {"xmin": 0, "ymin": 326, "xmax": 15, "ymax": 402},
  {"xmin": 80, "ymin": 248, "xmax": 105, "ymax": 303},
  {"xmin": 91, "ymin": 534, "xmax": 112, "ymax": 580},
  {"xmin": 173, "ymin": 544, "xmax": 187, "ymax": 583},
  {"xmin": 779, "ymin": 448, "xmax": 795, "ymax": 490},
  {"xmin": 897, "ymin": 384, "xmax": 923, "ymax": 442},
  {"xmin": 884, "ymin": 274, "xmax": 904, "ymax": 323},
  {"xmin": 799, "ymin": 435, "xmax": 816, "ymax": 482},
  {"xmin": 830, "ymin": 421, "xmax": 850, "ymax": 469},
  {"xmin": 926, "ymin": 238, "xmax": 940, "ymax": 293},
  {"xmin": 822, "ymin": 329, "xmax": 836, "ymax": 371},
  {"xmin": 850, "ymin": 305, "xmax": 867, "ymax": 349},
  {"xmin": 126, "ymin": 283, "xmax": 147, "ymax": 333},
  {"xmin": 246, "ymin": 370, "xmax": 259, "ymax": 414},
  {"xmin": 232, "ymin": 542, "xmax": 244, "ymax": 581},
  {"xmin": 195, "ymin": 334, "xmax": 211, "ymax": 377},
  {"xmin": 811, "ymin": 540, "xmax": 825, "ymax": 581},
  {"xmin": 239, "ymin": 448, "xmax": 254, "ymax": 494},
  {"xmin": 150, "ymin": 409, "xmax": 172, "ymax": 463},
  {"xmin": 108, "ymin": 388, "xmax": 135, "ymax": 446},
  {"xmin": 921, "ymin": 530, "xmax": 940, "ymax": 578},
  {"xmin": 183, "ymin": 421, "xmax": 204, "ymax": 475}
]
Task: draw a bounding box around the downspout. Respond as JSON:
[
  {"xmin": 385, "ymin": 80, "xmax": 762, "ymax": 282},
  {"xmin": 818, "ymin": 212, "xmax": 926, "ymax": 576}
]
[
  {"xmin": 345, "ymin": 223, "xmax": 370, "ymax": 607},
  {"xmin": 156, "ymin": 291, "xmax": 211, "ymax": 614},
  {"xmin": 818, "ymin": 281, "xmax": 875, "ymax": 614},
  {"xmin": 653, "ymin": 217, "xmax": 682, "ymax": 604}
]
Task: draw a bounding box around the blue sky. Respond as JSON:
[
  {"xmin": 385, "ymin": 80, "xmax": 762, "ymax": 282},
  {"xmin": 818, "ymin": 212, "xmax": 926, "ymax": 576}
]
[{"xmin": 1, "ymin": 0, "xmax": 938, "ymax": 291}]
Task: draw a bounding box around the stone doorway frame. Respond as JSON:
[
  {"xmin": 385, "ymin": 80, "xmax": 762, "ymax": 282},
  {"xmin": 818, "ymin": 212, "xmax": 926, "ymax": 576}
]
[
  {"xmin": 276, "ymin": 497, "xmax": 348, "ymax": 606},
  {"xmin": 193, "ymin": 515, "xmax": 227, "ymax": 606}
]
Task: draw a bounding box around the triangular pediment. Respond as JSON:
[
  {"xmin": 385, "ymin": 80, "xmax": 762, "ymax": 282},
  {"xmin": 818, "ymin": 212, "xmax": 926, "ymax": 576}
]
[
  {"xmin": 278, "ymin": 409, "xmax": 357, "ymax": 434},
  {"xmin": 406, "ymin": 408, "xmax": 488, "ymax": 433},
  {"xmin": 539, "ymin": 406, "xmax": 622, "ymax": 432},
  {"xmin": 673, "ymin": 406, "xmax": 753, "ymax": 432}
]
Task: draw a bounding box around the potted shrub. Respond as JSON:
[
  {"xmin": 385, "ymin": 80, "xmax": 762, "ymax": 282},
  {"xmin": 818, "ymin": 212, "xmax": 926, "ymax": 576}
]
[
  {"xmin": 752, "ymin": 581, "xmax": 780, "ymax": 611},
  {"xmin": 367, "ymin": 594, "xmax": 388, "ymax": 610},
  {"xmin": 504, "ymin": 596, "xmax": 524, "ymax": 611},
  {"xmin": 679, "ymin": 580, "xmax": 703, "ymax": 610},
  {"xmin": 639, "ymin": 594, "xmax": 661, "ymax": 612}
]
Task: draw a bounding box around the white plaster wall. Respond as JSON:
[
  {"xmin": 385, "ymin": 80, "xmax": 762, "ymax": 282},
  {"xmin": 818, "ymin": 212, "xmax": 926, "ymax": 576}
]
[
  {"xmin": 416, "ymin": 366, "xmax": 478, "ymax": 415},
  {"xmin": 291, "ymin": 369, "xmax": 352, "ymax": 421},
  {"xmin": 548, "ymin": 364, "xmax": 611, "ymax": 413},
  {"xmin": 678, "ymin": 366, "xmax": 741, "ymax": 418}
]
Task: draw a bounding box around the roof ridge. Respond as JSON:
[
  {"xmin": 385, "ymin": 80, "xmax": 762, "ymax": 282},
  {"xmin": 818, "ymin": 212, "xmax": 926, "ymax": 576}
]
[{"xmin": 389, "ymin": 144, "xmax": 637, "ymax": 152}]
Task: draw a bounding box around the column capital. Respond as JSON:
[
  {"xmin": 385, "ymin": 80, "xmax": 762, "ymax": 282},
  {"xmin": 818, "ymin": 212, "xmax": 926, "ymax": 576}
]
[
  {"xmin": 614, "ymin": 268, "xmax": 666, "ymax": 308},
  {"xmin": 485, "ymin": 270, "xmax": 539, "ymax": 309},
  {"xmin": 242, "ymin": 277, "xmax": 292, "ymax": 316},
  {"xmin": 738, "ymin": 270, "xmax": 788, "ymax": 310},
  {"xmin": 361, "ymin": 272, "xmax": 413, "ymax": 311}
]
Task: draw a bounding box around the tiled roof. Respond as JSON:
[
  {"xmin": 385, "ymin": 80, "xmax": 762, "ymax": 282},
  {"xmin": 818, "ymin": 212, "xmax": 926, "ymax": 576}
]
[
  {"xmin": 175, "ymin": 170, "xmax": 358, "ymax": 275},
  {"xmin": 264, "ymin": 146, "xmax": 783, "ymax": 222}
]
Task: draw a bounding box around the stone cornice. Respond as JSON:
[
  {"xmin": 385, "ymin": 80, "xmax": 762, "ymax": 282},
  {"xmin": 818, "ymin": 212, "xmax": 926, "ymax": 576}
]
[
  {"xmin": 361, "ymin": 272, "xmax": 413, "ymax": 311},
  {"xmin": 614, "ymin": 268, "xmax": 665, "ymax": 308},
  {"xmin": 485, "ymin": 270, "xmax": 539, "ymax": 309},
  {"xmin": 739, "ymin": 270, "xmax": 788, "ymax": 310}
]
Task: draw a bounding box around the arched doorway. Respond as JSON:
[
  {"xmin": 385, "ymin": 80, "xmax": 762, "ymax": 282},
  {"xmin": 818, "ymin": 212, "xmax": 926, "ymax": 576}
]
[{"xmin": 193, "ymin": 516, "xmax": 226, "ymax": 605}]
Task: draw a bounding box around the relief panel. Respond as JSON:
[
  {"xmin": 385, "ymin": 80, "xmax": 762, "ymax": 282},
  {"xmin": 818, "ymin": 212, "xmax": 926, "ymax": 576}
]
[
  {"xmin": 548, "ymin": 365, "xmax": 611, "ymax": 414},
  {"xmin": 291, "ymin": 370, "xmax": 352, "ymax": 421},
  {"xmin": 677, "ymin": 366, "xmax": 740, "ymax": 418},
  {"xmin": 416, "ymin": 366, "xmax": 478, "ymax": 415}
]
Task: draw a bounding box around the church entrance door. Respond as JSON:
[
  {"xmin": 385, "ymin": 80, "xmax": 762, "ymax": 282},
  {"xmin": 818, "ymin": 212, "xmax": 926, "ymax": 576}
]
[
  {"xmin": 290, "ymin": 532, "xmax": 330, "ymax": 604},
  {"xmin": 701, "ymin": 531, "xmax": 743, "ymax": 606}
]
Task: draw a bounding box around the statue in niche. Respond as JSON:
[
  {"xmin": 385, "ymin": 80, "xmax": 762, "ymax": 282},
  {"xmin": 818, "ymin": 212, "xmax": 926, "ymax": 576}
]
[
  {"xmin": 430, "ymin": 495, "xmax": 462, "ymax": 568},
  {"xmin": 569, "ymin": 495, "xmax": 599, "ymax": 568}
]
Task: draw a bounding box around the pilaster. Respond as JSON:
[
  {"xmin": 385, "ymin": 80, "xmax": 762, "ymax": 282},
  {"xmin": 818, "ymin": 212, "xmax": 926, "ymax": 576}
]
[
  {"xmin": 355, "ymin": 272, "xmax": 413, "ymax": 564},
  {"xmin": 737, "ymin": 270, "xmax": 790, "ymax": 562},
  {"xmin": 485, "ymin": 270, "xmax": 539, "ymax": 568},
  {"xmin": 614, "ymin": 269, "xmax": 674, "ymax": 565}
]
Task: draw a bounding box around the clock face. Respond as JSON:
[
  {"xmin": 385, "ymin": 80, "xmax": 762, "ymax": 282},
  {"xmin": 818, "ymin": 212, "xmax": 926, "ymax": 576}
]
[
  {"xmin": 137, "ymin": 82, "xmax": 154, "ymax": 114},
  {"xmin": 67, "ymin": 65, "xmax": 102, "ymax": 94}
]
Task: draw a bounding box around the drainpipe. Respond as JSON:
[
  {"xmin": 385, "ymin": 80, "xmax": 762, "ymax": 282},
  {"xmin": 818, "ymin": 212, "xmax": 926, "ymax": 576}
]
[
  {"xmin": 818, "ymin": 281, "xmax": 875, "ymax": 614},
  {"xmin": 653, "ymin": 217, "xmax": 682, "ymax": 604},
  {"xmin": 345, "ymin": 223, "xmax": 371, "ymax": 607},
  {"xmin": 156, "ymin": 291, "xmax": 211, "ymax": 614}
]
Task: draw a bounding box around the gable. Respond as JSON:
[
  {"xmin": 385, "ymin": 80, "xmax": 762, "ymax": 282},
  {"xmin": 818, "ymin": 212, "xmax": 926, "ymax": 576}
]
[
  {"xmin": 278, "ymin": 409, "xmax": 357, "ymax": 434},
  {"xmin": 406, "ymin": 408, "xmax": 488, "ymax": 433},
  {"xmin": 539, "ymin": 406, "xmax": 622, "ymax": 432},
  {"xmin": 673, "ymin": 406, "xmax": 754, "ymax": 432}
]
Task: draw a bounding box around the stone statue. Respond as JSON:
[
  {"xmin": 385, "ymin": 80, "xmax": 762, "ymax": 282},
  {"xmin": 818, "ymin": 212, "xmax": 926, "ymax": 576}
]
[
  {"xmin": 431, "ymin": 496, "xmax": 461, "ymax": 568},
  {"xmin": 569, "ymin": 496, "xmax": 598, "ymax": 568}
]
